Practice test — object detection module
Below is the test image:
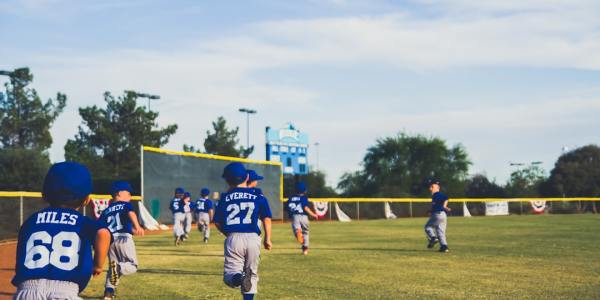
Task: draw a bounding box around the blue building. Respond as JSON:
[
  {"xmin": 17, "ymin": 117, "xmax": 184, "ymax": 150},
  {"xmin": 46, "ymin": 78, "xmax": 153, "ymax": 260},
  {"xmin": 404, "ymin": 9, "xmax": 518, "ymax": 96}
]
[{"xmin": 265, "ymin": 123, "xmax": 309, "ymax": 175}]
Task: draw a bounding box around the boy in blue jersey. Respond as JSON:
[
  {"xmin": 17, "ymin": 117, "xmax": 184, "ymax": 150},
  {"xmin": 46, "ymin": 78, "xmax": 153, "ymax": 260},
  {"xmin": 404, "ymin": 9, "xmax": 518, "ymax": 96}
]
[
  {"xmin": 285, "ymin": 182, "xmax": 318, "ymax": 255},
  {"xmin": 12, "ymin": 161, "xmax": 111, "ymax": 300},
  {"xmin": 214, "ymin": 162, "xmax": 272, "ymax": 300},
  {"xmin": 99, "ymin": 181, "xmax": 145, "ymax": 300},
  {"xmin": 195, "ymin": 188, "xmax": 213, "ymax": 243},
  {"xmin": 169, "ymin": 187, "xmax": 185, "ymax": 246},
  {"xmin": 246, "ymin": 170, "xmax": 264, "ymax": 195},
  {"xmin": 425, "ymin": 179, "xmax": 452, "ymax": 253},
  {"xmin": 182, "ymin": 192, "xmax": 195, "ymax": 241}
]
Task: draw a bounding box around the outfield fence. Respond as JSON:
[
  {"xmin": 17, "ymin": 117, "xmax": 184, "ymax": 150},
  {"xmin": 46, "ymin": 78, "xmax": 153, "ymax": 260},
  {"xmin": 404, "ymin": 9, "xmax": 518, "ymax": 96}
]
[
  {"xmin": 0, "ymin": 192, "xmax": 142, "ymax": 241},
  {"xmin": 1, "ymin": 192, "xmax": 598, "ymax": 241},
  {"xmin": 293, "ymin": 198, "xmax": 600, "ymax": 222}
]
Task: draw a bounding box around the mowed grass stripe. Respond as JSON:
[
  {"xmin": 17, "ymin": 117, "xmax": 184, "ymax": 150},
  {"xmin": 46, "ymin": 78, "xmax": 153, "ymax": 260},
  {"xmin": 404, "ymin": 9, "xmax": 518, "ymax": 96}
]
[{"xmin": 81, "ymin": 215, "xmax": 600, "ymax": 299}]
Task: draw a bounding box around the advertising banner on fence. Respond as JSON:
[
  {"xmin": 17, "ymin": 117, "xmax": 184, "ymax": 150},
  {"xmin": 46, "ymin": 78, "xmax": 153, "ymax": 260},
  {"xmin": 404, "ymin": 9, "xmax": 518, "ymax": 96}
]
[{"xmin": 485, "ymin": 201, "xmax": 509, "ymax": 216}]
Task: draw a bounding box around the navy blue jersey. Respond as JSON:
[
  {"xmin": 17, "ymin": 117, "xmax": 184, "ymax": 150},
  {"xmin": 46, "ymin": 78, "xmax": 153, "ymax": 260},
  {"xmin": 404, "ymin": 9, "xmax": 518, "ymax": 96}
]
[
  {"xmin": 195, "ymin": 198, "xmax": 213, "ymax": 213},
  {"xmin": 286, "ymin": 195, "xmax": 310, "ymax": 218},
  {"xmin": 12, "ymin": 207, "xmax": 106, "ymax": 292},
  {"xmin": 252, "ymin": 188, "xmax": 263, "ymax": 195},
  {"xmin": 431, "ymin": 192, "xmax": 449, "ymax": 212},
  {"xmin": 98, "ymin": 201, "xmax": 134, "ymax": 235},
  {"xmin": 169, "ymin": 197, "xmax": 184, "ymax": 213},
  {"xmin": 214, "ymin": 187, "xmax": 272, "ymax": 235}
]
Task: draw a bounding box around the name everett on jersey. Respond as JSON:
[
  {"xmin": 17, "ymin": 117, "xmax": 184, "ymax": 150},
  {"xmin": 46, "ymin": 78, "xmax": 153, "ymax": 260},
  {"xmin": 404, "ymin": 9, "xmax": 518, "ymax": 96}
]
[
  {"xmin": 225, "ymin": 192, "xmax": 258, "ymax": 202},
  {"xmin": 36, "ymin": 211, "xmax": 78, "ymax": 225}
]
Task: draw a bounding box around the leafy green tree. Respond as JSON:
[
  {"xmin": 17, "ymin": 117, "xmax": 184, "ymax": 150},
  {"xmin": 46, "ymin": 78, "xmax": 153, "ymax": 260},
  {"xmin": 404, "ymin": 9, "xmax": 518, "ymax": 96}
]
[
  {"xmin": 0, "ymin": 148, "xmax": 51, "ymax": 190},
  {"xmin": 1, "ymin": 67, "xmax": 66, "ymax": 150},
  {"xmin": 65, "ymin": 91, "xmax": 177, "ymax": 191},
  {"xmin": 283, "ymin": 169, "xmax": 338, "ymax": 198},
  {"xmin": 0, "ymin": 67, "xmax": 65, "ymax": 190},
  {"xmin": 465, "ymin": 174, "xmax": 506, "ymax": 198},
  {"xmin": 504, "ymin": 165, "xmax": 546, "ymax": 197},
  {"xmin": 200, "ymin": 116, "xmax": 253, "ymax": 158},
  {"xmin": 337, "ymin": 133, "xmax": 470, "ymax": 197},
  {"xmin": 541, "ymin": 145, "xmax": 600, "ymax": 197}
]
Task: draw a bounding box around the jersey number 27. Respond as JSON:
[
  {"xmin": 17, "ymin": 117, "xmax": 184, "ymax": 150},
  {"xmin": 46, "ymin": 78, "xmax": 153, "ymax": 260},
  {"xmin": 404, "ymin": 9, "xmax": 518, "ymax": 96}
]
[{"xmin": 226, "ymin": 202, "xmax": 255, "ymax": 225}]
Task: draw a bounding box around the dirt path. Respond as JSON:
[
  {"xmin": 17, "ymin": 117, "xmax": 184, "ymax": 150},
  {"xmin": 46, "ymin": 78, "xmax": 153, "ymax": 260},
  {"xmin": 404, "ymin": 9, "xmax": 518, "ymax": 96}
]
[{"xmin": 0, "ymin": 241, "xmax": 16, "ymax": 299}]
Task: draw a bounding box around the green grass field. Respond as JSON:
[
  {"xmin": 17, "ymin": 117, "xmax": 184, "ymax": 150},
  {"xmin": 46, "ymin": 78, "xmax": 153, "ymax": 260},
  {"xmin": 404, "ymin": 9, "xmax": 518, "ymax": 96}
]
[{"xmin": 81, "ymin": 215, "xmax": 600, "ymax": 299}]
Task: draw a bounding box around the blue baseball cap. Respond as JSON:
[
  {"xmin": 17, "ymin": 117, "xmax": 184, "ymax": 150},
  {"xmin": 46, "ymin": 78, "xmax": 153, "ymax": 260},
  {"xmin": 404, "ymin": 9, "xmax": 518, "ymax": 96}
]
[
  {"xmin": 222, "ymin": 162, "xmax": 247, "ymax": 185},
  {"xmin": 295, "ymin": 182, "xmax": 307, "ymax": 193},
  {"xmin": 201, "ymin": 188, "xmax": 210, "ymax": 196},
  {"xmin": 247, "ymin": 170, "xmax": 264, "ymax": 182},
  {"xmin": 175, "ymin": 187, "xmax": 184, "ymax": 194},
  {"xmin": 111, "ymin": 181, "xmax": 133, "ymax": 196},
  {"xmin": 427, "ymin": 178, "xmax": 441, "ymax": 186},
  {"xmin": 43, "ymin": 161, "xmax": 93, "ymax": 203},
  {"xmin": 184, "ymin": 192, "xmax": 191, "ymax": 198}
]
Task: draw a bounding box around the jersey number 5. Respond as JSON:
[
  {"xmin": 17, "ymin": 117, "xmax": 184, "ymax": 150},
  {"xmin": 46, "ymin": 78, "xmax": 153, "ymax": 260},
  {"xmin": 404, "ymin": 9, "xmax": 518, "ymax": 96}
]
[
  {"xmin": 24, "ymin": 231, "xmax": 80, "ymax": 271},
  {"xmin": 226, "ymin": 202, "xmax": 255, "ymax": 225}
]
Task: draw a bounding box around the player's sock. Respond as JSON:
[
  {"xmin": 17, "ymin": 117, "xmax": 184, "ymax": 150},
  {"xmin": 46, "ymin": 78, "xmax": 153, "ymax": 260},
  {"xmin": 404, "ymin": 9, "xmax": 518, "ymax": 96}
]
[
  {"xmin": 243, "ymin": 294, "xmax": 255, "ymax": 300},
  {"xmin": 296, "ymin": 229, "xmax": 304, "ymax": 244}
]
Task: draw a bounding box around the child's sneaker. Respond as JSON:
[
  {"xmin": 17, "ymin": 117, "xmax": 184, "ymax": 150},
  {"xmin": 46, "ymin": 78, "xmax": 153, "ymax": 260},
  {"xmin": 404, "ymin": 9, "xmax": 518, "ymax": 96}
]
[{"xmin": 241, "ymin": 266, "xmax": 253, "ymax": 293}]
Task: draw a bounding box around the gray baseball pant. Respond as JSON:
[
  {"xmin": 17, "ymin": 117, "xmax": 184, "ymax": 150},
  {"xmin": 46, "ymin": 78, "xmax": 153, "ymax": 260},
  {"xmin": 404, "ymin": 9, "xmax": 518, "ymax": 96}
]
[
  {"xmin": 14, "ymin": 279, "xmax": 81, "ymax": 300},
  {"xmin": 223, "ymin": 232, "xmax": 261, "ymax": 295},
  {"xmin": 292, "ymin": 214, "xmax": 309, "ymax": 248},
  {"xmin": 184, "ymin": 212, "xmax": 193, "ymax": 234},
  {"xmin": 173, "ymin": 212, "xmax": 185, "ymax": 237},
  {"xmin": 425, "ymin": 211, "xmax": 448, "ymax": 246},
  {"xmin": 197, "ymin": 212, "xmax": 211, "ymax": 239},
  {"xmin": 105, "ymin": 234, "xmax": 138, "ymax": 290}
]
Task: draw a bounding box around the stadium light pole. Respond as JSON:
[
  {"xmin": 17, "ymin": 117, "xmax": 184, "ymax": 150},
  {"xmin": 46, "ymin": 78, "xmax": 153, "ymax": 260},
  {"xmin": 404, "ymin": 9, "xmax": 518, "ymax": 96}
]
[
  {"xmin": 239, "ymin": 108, "xmax": 257, "ymax": 150},
  {"xmin": 314, "ymin": 142, "xmax": 320, "ymax": 171},
  {"xmin": 126, "ymin": 90, "xmax": 160, "ymax": 110}
]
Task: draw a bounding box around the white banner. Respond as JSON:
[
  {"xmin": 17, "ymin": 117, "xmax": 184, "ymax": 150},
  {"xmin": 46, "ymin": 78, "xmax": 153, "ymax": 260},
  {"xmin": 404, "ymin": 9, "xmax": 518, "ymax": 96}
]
[
  {"xmin": 384, "ymin": 202, "xmax": 397, "ymax": 219},
  {"xmin": 485, "ymin": 201, "xmax": 509, "ymax": 216},
  {"xmin": 335, "ymin": 203, "xmax": 352, "ymax": 222}
]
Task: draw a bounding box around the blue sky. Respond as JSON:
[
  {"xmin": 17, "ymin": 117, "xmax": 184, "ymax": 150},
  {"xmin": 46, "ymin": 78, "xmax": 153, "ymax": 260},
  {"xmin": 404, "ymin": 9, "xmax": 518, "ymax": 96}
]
[{"xmin": 2, "ymin": 0, "xmax": 600, "ymax": 187}]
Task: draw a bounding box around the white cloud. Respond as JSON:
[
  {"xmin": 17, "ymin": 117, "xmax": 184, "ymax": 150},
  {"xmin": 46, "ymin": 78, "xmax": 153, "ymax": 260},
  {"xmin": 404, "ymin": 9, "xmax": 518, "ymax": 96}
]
[{"xmin": 4, "ymin": 0, "xmax": 600, "ymax": 187}]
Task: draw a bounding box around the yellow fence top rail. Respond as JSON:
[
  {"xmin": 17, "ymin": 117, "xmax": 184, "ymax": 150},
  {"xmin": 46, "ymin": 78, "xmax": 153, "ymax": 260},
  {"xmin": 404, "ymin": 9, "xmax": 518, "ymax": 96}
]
[
  {"xmin": 310, "ymin": 197, "xmax": 600, "ymax": 203},
  {"xmin": 0, "ymin": 191, "xmax": 141, "ymax": 201},
  {"xmin": 143, "ymin": 146, "xmax": 283, "ymax": 167}
]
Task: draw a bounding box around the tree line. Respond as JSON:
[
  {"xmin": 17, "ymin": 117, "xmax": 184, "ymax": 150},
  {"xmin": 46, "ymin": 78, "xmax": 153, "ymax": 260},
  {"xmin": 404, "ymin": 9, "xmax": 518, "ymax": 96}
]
[{"xmin": 2, "ymin": 68, "xmax": 599, "ymax": 200}]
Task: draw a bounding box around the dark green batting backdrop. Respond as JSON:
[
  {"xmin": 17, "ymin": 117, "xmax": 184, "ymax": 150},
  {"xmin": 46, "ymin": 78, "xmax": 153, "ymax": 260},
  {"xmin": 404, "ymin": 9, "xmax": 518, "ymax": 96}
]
[{"xmin": 142, "ymin": 147, "xmax": 283, "ymax": 223}]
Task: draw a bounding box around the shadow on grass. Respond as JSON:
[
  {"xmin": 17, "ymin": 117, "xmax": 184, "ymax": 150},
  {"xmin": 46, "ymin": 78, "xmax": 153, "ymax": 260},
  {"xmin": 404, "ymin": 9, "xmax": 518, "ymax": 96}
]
[
  {"xmin": 138, "ymin": 252, "xmax": 223, "ymax": 257},
  {"xmin": 278, "ymin": 247, "xmax": 427, "ymax": 253},
  {"xmin": 138, "ymin": 268, "xmax": 221, "ymax": 276}
]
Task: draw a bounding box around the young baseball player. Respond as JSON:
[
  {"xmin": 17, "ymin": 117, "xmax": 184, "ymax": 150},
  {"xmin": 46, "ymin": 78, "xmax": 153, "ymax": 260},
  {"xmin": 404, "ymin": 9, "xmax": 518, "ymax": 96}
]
[
  {"xmin": 286, "ymin": 182, "xmax": 319, "ymax": 255},
  {"xmin": 99, "ymin": 181, "xmax": 145, "ymax": 300},
  {"xmin": 246, "ymin": 170, "xmax": 264, "ymax": 195},
  {"xmin": 195, "ymin": 188, "xmax": 213, "ymax": 243},
  {"xmin": 425, "ymin": 178, "xmax": 452, "ymax": 253},
  {"xmin": 12, "ymin": 161, "xmax": 111, "ymax": 299},
  {"xmin": 169, "ymin": 187, "xmax": 185, "ymax": 246},
  {"xmin": 214, "ymin": 162, "xmax": 272, "ymax": 300},
  {"xmin": 182, "ymin": 191, "xmax": 195, "ymax": 241}
]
